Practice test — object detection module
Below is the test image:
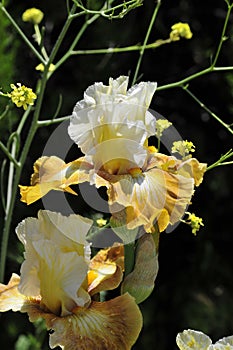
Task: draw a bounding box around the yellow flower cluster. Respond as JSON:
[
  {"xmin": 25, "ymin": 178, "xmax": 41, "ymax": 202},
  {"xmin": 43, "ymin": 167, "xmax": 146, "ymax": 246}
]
[
  {"xmin": 96, "ymin": 218, "xmax": 107, "ymax": 227},
  {"xmin": 170, "ymin": 22, "xmax": 193, "ymax": 41},
  {"xmin": 171, "ymin": 140, "xmax": 195, "ymax": 158},
  {"xmin": 22, "ymin": 8, "xmax": 44, "ymax": 25},
  {"xmin": 185, "ymin": 212, "xmax": 204, "ymax": 235},
  {"xmin": 155, "ymin": 119, "xmax": 172, "ymax": 138},
  {"xmin": 8, "ymin": 83, "xmax": 37, "ymax": 110},
  {"xmin": 35, "ymin": 63, "xmax": 55, "ymax": 72}
]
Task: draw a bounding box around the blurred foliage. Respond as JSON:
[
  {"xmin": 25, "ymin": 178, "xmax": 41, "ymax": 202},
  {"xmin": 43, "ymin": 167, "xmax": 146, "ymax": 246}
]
[{"xmin": 0, "ymin": 0, "xmax": 233, "ymax": 349}]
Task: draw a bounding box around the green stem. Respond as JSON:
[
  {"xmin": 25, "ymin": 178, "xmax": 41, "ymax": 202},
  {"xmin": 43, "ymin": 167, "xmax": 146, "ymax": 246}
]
[
  {"xmin": 0, "ymin": 141, "xmax": 20, "ymax": 167},
  {"xmin": 55, "ymin": 12, "xmax": 101, "ymax": 70},
  {"xmin": 71, "ymin": 0, "xmax": 140, "ymax": 18},
  {"xmin": 124, "ymin": 242, "xmax": 135, "ymax": 277},
  {"xmin": 37, "ymin": 115, "xmax": 69, "ymax": 127},
  {"xmin": 183, "ymin": 86, "xmax": 233, "ymax": 135},
  {"xmin": 71, "ymin": 38, "xmax": 171, "ymax": 55},
  {"xmin": 0, "ymin": 5, "xmax": 46, "ymax": 64},
  {"xmin": 34, "ymin": 24, "xmax": 49, "ymax": 61},
  {"xmin": 132, "ymin": 0, "xmax": 161, "ymax": 85},
  {"xmin": 207, "ymin": 150, "xmax": 233, "ymax": 171},
  {"xmin": 211, "ymin": 2, "xmax": 233, "ymax": 67},
  {"xmin": 48, "ymin": 4, "xmax": 77, "ymax": 66}
]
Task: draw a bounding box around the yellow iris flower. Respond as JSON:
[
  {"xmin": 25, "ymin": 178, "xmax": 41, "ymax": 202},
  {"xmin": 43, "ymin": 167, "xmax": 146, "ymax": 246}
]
[
  {"xmin": 0, "ymin": 210, "xmax": 142, "ymax": 349},
  {"xmin": 19, "ymin": 76, "xmax": 206, "ymax": 233}
]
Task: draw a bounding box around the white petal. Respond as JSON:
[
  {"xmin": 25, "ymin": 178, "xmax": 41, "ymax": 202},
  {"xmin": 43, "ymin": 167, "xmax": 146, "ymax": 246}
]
[
  {"xmin": 68, "ymin": 76, "xmax": 157, "ymax": 155},
  {"xmin": 33, "ymin": 240, "xmax": 90, "ymax": 316},
  {"xmin": 176, "ymin": 329, "xmax": 212, "ymax": 350},
  {"xmin": 213, "ymin": 336, "xmax": 233, "ymax": 349},
  {"xmin": 16, "ymin": 210, "xmax": 92, "ymax": 255}
]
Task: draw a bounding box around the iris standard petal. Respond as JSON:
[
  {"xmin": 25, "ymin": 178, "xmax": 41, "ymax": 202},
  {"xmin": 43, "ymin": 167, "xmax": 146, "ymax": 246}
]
[{"xmin": 68, "ymin": 76, "xmax": 157, "ymax": 154}]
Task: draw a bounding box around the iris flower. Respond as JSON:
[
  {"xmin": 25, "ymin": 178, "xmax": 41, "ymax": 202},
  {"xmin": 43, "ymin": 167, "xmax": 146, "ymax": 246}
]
[
  {"xmin": 0, "ymin": 210, "xmax": 142, "ymax": 349},
  {"xmin": 19, "ymin": 76, "xmax": 206, "ymax": 233}
]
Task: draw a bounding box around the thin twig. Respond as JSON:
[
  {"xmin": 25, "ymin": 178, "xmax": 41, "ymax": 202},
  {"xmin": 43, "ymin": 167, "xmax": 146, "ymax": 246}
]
[
  {"xmin": 132, "ymin": 0, "xmax": 161, "ymax": 85},
  {"xmin": 183, "ymin": 86, "xmax": 233, "ymax": 135}
]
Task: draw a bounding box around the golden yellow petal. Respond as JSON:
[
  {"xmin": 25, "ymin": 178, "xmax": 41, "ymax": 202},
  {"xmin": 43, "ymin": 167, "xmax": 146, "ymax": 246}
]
[
  {"xmin": 90, "ymin": 244, "xmax": 124, "ymax": 271},
  {"xmin": 19, "ymin": 156, "xmax": 91, "ymax": 204},
  {"xmin": 88, "ymin": 245, "xmax": 124, "ymax": 295},
  {"xmin": 30, "ymin": 156, "xmax": 66, "ymax": 185},
  {"xmin": 27, "ymin": 293, "xmax": 142, "ymax": 350},
  {"xmin": 178, "ymin": 158, "xmax": 207, "ymax": 186},
  {"xmin": 121, "ymin": 233, "xmax": 159, "ymax": 304},
  {"xmin": 0, "ymin": 273, "xmax": 40, "ymax": 312},
  {"xmin": 103, "ymin": 166, "xmax": 194, "ymax": 232}
]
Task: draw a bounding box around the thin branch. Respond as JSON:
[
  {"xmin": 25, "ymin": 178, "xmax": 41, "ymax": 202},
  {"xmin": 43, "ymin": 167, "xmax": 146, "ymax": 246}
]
[
  {"xmin": 207, "ymin": 149, "xmax": 233, "ymax": 171},
  {"xmin": 132, "ymin": 0, "xmax": 161, "ymax": 85},
  {"xmin": 71, "ymin": 0, "xmax": 142, "ymax": 19},
  {"xmin": 211, "ymin": 2, "xmax": 233, "ymax": 67},
  {"xmin": 37, "ymin": 115, "xmax": 69, "ymax": 127},
  {"xmin": 0, "ymin": 141, "xmax": 20, "ymax": 167},
  {"xmin": 71, "ymin": 39, "xmax": 171, "ymax": 55},
  {"xmin": 183, "ymin": 86, "xmax": 233, "ymax": 135}
]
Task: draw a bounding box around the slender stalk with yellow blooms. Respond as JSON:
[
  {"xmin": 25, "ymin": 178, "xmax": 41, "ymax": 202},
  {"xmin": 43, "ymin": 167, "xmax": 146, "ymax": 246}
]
[{"xmin": 0, "ymin": 210, "xmax": 142, "ymax": 350}]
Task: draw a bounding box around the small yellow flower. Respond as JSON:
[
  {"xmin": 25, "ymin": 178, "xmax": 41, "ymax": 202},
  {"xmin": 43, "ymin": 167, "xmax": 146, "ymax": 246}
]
[
  {"xmin": 22, "ymin": 8, "xmax": 44, "ymax": 25},
  {"xmin": 96, "ymin": 218, "xmax": 107, "ymax": 227},
  {"xmin": 170, "ymin": 22, "xmax": 193, "ymax": 41},
  {"xmin": 185, "ymin": 212, "xmax": 204, "ymax": 235},
  {"xmin": 35, "ymin": 63, "xmax": 55, "ymax": 72},
  {"xmin": 147, "ymin": 145, "xmax": 158, "ymax": 153},
  {"xmin": 171, "ymin": 140, "xmax": 195, "ymax": 158},
  {"xmin": 155, "ymin": 119, "xmax": 172, "ymax": 138},
  {"xmin": 8, "ymin": 83, "xmax": 37, "ymax": 110}
]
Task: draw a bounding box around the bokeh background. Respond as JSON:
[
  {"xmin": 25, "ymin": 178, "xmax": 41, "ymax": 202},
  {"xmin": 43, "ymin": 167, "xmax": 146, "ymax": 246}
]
[{"xmin": 0, "ymin": 0, "xmax": 233, "ymax": 349}]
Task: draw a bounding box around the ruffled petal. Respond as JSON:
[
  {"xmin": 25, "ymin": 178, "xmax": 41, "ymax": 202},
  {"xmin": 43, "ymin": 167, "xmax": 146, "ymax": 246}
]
[
  {"xmin": 68, "ymin": 76, "xmax": 157, "ymax": 155},
  {"xmin": 91, "ymin": 139, "xmax": 147, "ymax": 175},
  {"xmin": 213, "ymin": 336, "xmax": 233, "ymax": 349},
  {"xmin": 0, "ymin": 274, "xmax": 40, "ymax": 312},
  {"xmin": 33, "ymin": 242, "xmax": 90, "ymax": 316},
  {"xmin": 16, "ymin": 210, "xmax": 92, "ymax": 260},
  {"xmin": 27, "ymin": 293, "xmax": 142, "ymax": 350},
  {"xmin": 177, "ymin": 158, "xmax": 207, "ymax": 186},
  {"xmin": 176, "ymin": 329, "xmax": 212, "ymax": 350},
  {"xmin": 88, "ymin": 245, "xmax": 124, "ymax": 295},
  {"xmin": 98, "ymin": 165, "xmax": 194, "ymax": 232},
  {"xmin": 16, "ymin": 211, "xmax": 92, "ymax": 307},
  {"xmin": 19, "ymin": 156, "xmax": 91, "ymax": 204}
]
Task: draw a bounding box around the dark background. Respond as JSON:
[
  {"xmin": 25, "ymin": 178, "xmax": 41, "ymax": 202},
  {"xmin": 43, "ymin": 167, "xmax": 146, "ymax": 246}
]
[{"xmin": 0, "ymin": 0, "xmax": 233, "ymax": 349}]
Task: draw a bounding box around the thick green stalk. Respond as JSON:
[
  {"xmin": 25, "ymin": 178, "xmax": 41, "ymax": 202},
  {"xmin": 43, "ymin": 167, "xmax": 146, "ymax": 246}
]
[{"xmin": 124, "ymin": 242, "xmax": 135, "ymax": 277}]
